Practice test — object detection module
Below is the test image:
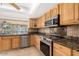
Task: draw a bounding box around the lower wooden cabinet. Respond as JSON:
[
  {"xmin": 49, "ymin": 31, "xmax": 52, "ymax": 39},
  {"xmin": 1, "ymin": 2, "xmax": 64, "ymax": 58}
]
[
  {"xmin": 2, "ymin": 37, "xmax": 11, "ymax": 51},
  {"xmin": 53, "ymin": 43, "xmax": 72, "ymax": 56},
  {"xmin": 1, "ymin": 36, "xmax": 21, "ymax": 50},
  {"xmin": 0, "ymin": 36, "xmax": 21, "ymax": 51},
  {"xmin": 30, "ymin": 35, "xmax": 40, "ymax": 50},
  {"xmin": 0, "ymin": 37, "xmax": 2, "ymax": 51},
  {"xmin": 73, "ymin": 50, "xmax": 79, "ymax": 56},
  {"xmin": 12, "ymin": 36, "xmax": 20, "ymax": 49},
  {"xmin": 30, "ymin": 35, "xmax": 34, "ymax": 46},
  {"xmin": 34, "ymin": 35, "xmax": 40, "ymax": 50}
]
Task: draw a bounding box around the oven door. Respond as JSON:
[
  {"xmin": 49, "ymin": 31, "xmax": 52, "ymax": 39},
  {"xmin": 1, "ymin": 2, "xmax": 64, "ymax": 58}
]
[{"xmin": 40, "ymin": 41, "xmax": 53, "ymax": 56}]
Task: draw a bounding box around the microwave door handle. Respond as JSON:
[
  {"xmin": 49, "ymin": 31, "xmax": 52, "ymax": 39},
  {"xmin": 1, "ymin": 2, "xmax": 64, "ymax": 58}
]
[{"xmin": 52, "ymin": 20, "xmax": 53, "ymax": 25}]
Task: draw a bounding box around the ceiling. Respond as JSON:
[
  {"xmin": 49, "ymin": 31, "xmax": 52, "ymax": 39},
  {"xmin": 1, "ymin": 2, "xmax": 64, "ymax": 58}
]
[{"xmin": 0, "ymin": 3, "xmax": 57, "ymax": 21}]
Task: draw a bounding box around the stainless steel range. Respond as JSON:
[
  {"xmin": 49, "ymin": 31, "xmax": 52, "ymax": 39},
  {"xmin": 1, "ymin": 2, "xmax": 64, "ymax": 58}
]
[{"xmin": 40, "ymin": 36, "xmax": 53, "ymax": 56}]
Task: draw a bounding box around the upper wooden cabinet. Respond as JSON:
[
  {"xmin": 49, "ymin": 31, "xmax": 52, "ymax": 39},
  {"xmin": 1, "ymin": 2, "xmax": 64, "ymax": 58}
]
[
  {"xmin": 31, "ymin": 4, "xmax": 79, "ymax": 27},
  {"xmin": 37, "ymin": 17, "xmax": 41, "ymax": 28},
  {"xmin": 37, "ymin": 4, "xmax": 59, "ymax": 28},
  {"xmin": 75, "ymin": 4, "xmax": 79, "ymax": 24},
  {"xmin": 40, "ymin": 16, "xmax": 45, "ymax": 28},
  {"xmin": 37, "ymin": 15, "xmax": 45, "ymax": 28},
  {"xmin": 29, "ymin": 19, "xmax": 35, "ymax": 28},
  {"xmin": 59, "ymin": 3, "xmax": 79, "ymax": 25},
  {"xmin": 29, "ymin": 19, "xmax": 32, "ymax": 28},
  {"xmin": 50, "ymin": 4, "xmax": 59, "ymax": 17},
  {"xmin": 45, "ymin": 10, "xmax": 51, "ymax": 21},
  {"xmin": 37, "ymin": 18, "xmax": 40, "ymax": 28},
  {"xmin": 29, "ymin": 18, "xmax": 38, "ymax": 28}
]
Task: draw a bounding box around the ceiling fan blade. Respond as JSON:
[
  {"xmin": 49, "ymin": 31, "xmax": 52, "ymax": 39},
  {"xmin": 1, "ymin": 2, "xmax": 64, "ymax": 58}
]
[{"xmin": 9, "ymin": 3, "xmax": 20, "ymax": 10}]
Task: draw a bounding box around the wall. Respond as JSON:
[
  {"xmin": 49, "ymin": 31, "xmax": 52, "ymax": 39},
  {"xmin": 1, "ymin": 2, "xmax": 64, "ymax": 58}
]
[{"xmin": 67, "ymin": 25, "xmax": 79, "ymax": 37}]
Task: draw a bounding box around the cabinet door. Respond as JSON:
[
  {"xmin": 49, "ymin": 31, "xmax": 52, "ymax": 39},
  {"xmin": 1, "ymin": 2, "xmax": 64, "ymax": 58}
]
[
  {"xmin": 60, "ymin": 3, "xmax": 76, "ymax": 25},
  {"xmin": 2, "ymin": 37, "xmax": 11, "ymax": 51},
  {"xmin": 53, "ymin": 43, "xmax": 71, "ymax": 56},
  {"xmin": 29, "ymin": 19, "xmax": 35, "ymax": 28},
  {"xmin": 34, "ymin": 35, "xmax": 40, "ymax": 50},
  {"xmin": 29, "ymin": 19, "xmax": 32, "ymax": 28},
  {"xmin": 31, "ymin": 19, "xmax": 35, "ymax": 28},
  {"xmin": 30, "ymin": 35, "xmax": 40, "ymax": 50},
  {"xmin": 45, "ymin": 10, "xmax": 51, "ymax": 21},
  {"xmin": 37, "ymin": 18, "xmax": 40, "ymax": 28},
  {"xmin": 30, "ymin": 35, "xmax": 34, "ymax": 46},
  {"xmin": 29, "ymin": 19, "xmax": 38, "ymax": 28},
  {"xmin": 51, "ymin": 4, "xmax": 59, "ymax": 17},
  {"xmin": 38, "ymin": 17, "xmax": 42, "ymax": 28},
  {"xmin": 0, "ymin": 37, "xmax": 2, "ymax": 51},
  {"xmin": 12, "ymin": 36, "xmax": 20, "ymax": 49},
  {"xmin": 73, "ymin": 50, "xmax": 79, "ymax": 56},
  {"xmin": 37, "ymin": 17, "xmax": 43, "ymax": 28},
  {"xmin": 40, "ymin": 16, "xmax": 45, "ymax": 28},
  {"xmin": 75, "ymin": 4, "xmax": 79, "ymax": 24}
]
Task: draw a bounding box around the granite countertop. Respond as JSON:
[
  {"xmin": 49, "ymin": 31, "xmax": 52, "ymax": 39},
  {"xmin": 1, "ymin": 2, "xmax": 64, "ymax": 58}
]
[
  {"xmin": 52, "ymin": 36, "xmax": 79, "ymax": 51},
  {"xmin": 0, "ymin": 34, "xmax": 29, "ymax": 36},
  {"xmin": 39, "ymin": 33, "xmax": 79, "ymax": 51}
]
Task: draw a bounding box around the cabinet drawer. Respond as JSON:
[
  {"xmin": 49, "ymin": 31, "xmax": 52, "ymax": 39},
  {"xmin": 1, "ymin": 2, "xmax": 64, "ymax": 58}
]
[
  {"xmin": 53, "ymin": 43, "xmax": 71, "ymax": 56},
  {"xmin": 53, "ymin": 48, "xmax": 67, "ymax": 56},
  {"xmin": 73, "ymin": 50, "xmax": 79, "ymax": 56}
]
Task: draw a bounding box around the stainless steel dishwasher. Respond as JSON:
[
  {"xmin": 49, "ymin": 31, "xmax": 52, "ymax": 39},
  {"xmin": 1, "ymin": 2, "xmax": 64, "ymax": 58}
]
[{"xmin": 20, "ymin": 35, "xmax": 30, "ymax": 48}]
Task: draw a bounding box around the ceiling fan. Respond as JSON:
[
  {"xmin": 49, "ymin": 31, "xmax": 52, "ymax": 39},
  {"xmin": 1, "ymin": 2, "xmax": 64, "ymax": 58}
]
[{"xmin": 9, "ymin": 3, "xmax": 20, "ymax": 10}]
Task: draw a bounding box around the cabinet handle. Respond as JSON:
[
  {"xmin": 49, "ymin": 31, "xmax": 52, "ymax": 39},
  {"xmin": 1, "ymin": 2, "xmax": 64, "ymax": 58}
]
[{"xmin": 76, "ymin": 50, "xmax": 79, "ymax": 52}]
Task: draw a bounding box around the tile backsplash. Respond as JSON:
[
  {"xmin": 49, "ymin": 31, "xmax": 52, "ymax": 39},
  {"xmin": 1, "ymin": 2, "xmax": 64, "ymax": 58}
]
[{"xmin": 67, "ymin": 25, "xmax": 79, "ymax": 37}]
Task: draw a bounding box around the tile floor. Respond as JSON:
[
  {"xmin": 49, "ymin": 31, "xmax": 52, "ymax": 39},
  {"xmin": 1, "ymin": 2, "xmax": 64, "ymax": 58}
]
[{"xmin": 0, "ymin": 46, "xmax": 44, "ymax": 56}]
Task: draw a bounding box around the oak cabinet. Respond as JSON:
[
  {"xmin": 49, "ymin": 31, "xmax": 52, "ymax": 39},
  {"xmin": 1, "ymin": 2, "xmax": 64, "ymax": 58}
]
[
  {"xmin": 50, "ymin": 4, "xmax": 59, "ymax": 17},
  {"xmin": 30, "ymin": 35, "xmax": 40, "ymax": 50},
  {"xmin": 29, "ymin": 19, "xmax": 33, "ymax": 28},
  {"xmin": 34, "ymin": 35, "xmax": 40, "ymax": 50},
  {"xmin": 0, "ymin": 37, "xmax": 2, "ymax": 51},
  {"xmin": 30, "ymin": 35, "xmax": 34, "ymax": 46},
  {"xmin": 40, "ymin": 16, "xmax": 45, "ymax": 28},
  {"xmin": 75, "ymin": 4, "xmax": 79, "ymax": 24},
  {"xmin": 2, "ymin": 37, "xmax": 11, "ymax": 51},
  {"xmin": 37, "ymin": 15, "xmax": 45, "ymax": 28},
  {"xmin": 0, "ymin": 36, "xmax": 21, "ymax": 51},
  {"xmin": 12, "ymin": 36, "xmax": 20, "ymax": 49},
  {"xmin": 45, "ymin": 10, "xmax": 51, "ymax": 21},
  {"xmin": 59, "ymin": 3, "xmax": 79, "ymax": 25},
  {"xmin": 37, "ymin": 17, "xmax": 41, "ymax": 28},
  {"xmin": 53, "ymin": 43, "xmax": 72, "ymax": 56},
  {"xmin": 37, "ymin": 18, "xmax": 40, "ymax": 28},
  {"xmin": 29, "ymin": 18, "xmax": 38, "ymax": 28},
  {"xmin": 73, "ymin": 50, "xmax": 79, "ymax": 56},
  {"xmin": 29, "ymin": 19, "xmax": 35, "ymax": 28},
  {"xmin": 41, "ymin": 16, "xmax": 45, "ymax": 28}
]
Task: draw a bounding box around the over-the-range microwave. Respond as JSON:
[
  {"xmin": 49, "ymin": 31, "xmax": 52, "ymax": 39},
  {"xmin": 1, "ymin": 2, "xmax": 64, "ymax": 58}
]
[{"xmin": 45, "ymin": 14, "xmax": 60, "ymax": 27}]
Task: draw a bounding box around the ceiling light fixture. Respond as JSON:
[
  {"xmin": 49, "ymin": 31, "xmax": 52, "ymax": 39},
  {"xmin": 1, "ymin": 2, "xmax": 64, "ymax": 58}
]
[
  {"xmin": 0, "ymin": 3, "xmax": 18, "ymax": 11},
  {"xmin": 9, "ymin": 3, "xmax": 20, "ymax": 10}
]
